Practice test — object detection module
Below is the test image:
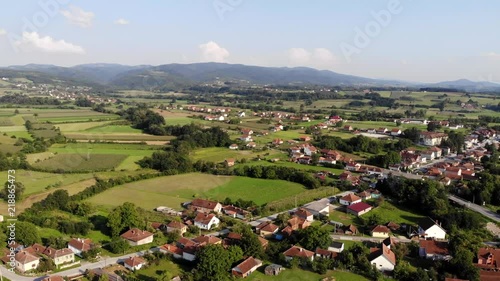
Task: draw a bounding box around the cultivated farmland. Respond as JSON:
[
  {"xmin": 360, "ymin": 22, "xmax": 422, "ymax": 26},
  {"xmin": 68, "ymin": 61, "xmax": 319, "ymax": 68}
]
[{"xmin": 32, "ymin": 153, "xmax": 128, "ymax": 172}]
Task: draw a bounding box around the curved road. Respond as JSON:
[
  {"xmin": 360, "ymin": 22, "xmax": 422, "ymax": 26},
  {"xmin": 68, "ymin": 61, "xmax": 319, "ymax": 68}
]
[{"xmin": 448, "ymin": 195, "xmax": 500, "ymax": 223}]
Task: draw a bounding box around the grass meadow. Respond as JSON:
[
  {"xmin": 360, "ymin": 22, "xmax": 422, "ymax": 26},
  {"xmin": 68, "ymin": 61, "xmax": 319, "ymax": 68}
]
[
  {"xmin": 32, "ymin": 153, "xmax": 128, "ymax": 172},
  {"xmin": 86, "ymin": 173, "xmax": 307, "ymax": 210}
]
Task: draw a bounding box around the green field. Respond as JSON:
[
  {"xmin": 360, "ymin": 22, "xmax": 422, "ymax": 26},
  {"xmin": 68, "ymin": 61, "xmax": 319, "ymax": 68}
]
[
  {"xmin": 86, "ymin": 173, "xmax": 307, "ymax": 210},
  {"xmin": 368, "ymin": 201, "xmax": 425, "ymax": 225},
  {"xmin": 247, "ymin": 268, "xmax": 369, "ymax": 281},
  {"xmin": 84, "ymin": 125, "xmax": 143, "ymax": 134},
  {"xmin": 55, "ymin": 121, "xmax": 115, "ymax": 132},
  {"xmin": 2, "ymin": 170, "xmax": 94, "ymax": 196},
  {"xmin": 133, "ymin": 259, "xmax": 182, "ymax": 281},
  {"xmin": 192, "ymin": 147, "xmax": 272, "ymax": 162},
  {"xmin": 32, "ymin": 153, "xmax": 128, "ymax": 172}
]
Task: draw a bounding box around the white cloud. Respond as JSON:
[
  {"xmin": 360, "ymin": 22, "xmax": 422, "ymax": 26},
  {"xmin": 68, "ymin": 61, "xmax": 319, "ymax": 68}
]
[
  {"xmin": 60, "ymin": 6, "xmax": 94, "ymax": 28},
  {"xmin": 0, "ymin": 28, "xmax": 6, "ymax": 36},
  {"xmin": 199, "ymin": 41, "xmax": 230, "ymax": 62},
  {"xmin": 287, "ymin": 47, "xmax": 337, "ymax": 69},
  {"xmin": 483, "ymin": 52, "xmax": 500, "ymax": 59},
  {"xmin": 15, "ymin": 32, "xmax": 85, "ymax": 54},
  {"xmin": 287, "ymin": 48, "xmax": 311, "ymax": 65},
  {"xmin": 114, "ymin": 18, "xmax": 130, "ymax": 25}
]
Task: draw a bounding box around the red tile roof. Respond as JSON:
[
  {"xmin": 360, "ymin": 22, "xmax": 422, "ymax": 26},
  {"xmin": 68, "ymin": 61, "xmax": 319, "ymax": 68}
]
[
  {"xmin": 227, "ymin": 232, "xmax": 242, "ymax": 240},
  {"xmin": 124, "ymin": 256, "xmax": 146, "ymax": 267},
  {"xmin": 158, "ymin": 244, "xmax": 183, "ymax": 256},
  {"xmin": 15, "ymin": 250, "xmax": 39, "ymax": 264},
  {"xmin": 476, "ymin": 247, "xmax": 500, "ymax": 269},
  {"xmin": 232, "ymin": 257, "xmax": 262, "ymax": 275},
  {"xmin": 347, "ymin": 202, "xmax": 372, "ymax": 213},
  {"xmin": 419, "ymin": 240, "xmax": 449, "ymax": 255},
  {"xmin": 371, "ymin": 225, "xmax": 391, "ymax": 234},
  {"xmin": 283, "ymin": 246, "xmax": 314, "ymax": 259},
  {"xmin": 340, "ymin": 193, "xmax": 361, "ymax": 202},
  {"xmin": 120, "ymin": 228, "xmax": 154, "ymax": 242},
  {"xmin": 191, "ymin": 198, "xmax": 220, "ymax": 210},
  {"xmin": 194, "ymin": 213, "xmax": 217, "ymax": 225},
  {"xmin": 256, "ymin": 221, "xmax": 279, "ymax": 233},
  {"xmin": 479, "ymin": 270, "xmax": 500, "ymax": 281},
  {"xmin": 68, "ymin": 238, "xmax": 93, "ymax": 252},
  {"xmin": 167, "ymin": 221, "xmax": 187, "ymax": 229},
  {"xmin": 192, "ymin": 235, "xmax": 221, "ymax": 245}
]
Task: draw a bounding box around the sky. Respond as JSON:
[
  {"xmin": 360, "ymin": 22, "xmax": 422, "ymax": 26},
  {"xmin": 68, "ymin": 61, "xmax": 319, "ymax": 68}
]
[{"xmin": 0, "ymin": 0, "xmax": 499, "ymax": 83}]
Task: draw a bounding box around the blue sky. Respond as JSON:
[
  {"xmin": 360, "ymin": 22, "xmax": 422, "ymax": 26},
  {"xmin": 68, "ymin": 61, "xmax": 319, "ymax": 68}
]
[{"xmin": 0, "ymin": 0, "xmax": 499, "ymax": 82}]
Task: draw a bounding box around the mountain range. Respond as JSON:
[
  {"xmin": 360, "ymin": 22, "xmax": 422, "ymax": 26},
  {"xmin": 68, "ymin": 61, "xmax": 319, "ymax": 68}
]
[{"xmin": 1, "ymin": 63, "xmax": 499, "ymax": 92}]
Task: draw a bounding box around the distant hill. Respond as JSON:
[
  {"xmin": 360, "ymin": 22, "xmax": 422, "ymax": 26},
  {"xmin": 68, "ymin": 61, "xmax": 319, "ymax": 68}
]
[{"xmin": 3, "ymin": 62, "xmax": 500, "ymax": 92}]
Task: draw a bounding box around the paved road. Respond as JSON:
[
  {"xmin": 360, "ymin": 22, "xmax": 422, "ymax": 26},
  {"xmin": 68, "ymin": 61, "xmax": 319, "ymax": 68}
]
[
  {"xmin": 330, "ymin": 234, "xmax": 411, "ymax": 243},
  {"xmin": 448, "ymin": 195, "xmax": 500, "ymax": 223},
  {"xmin": 1, "ymin": 250, "xmax": 148, "ymax": 281}
]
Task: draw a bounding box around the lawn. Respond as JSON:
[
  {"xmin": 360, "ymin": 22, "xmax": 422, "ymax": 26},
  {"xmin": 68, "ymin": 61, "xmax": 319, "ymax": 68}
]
[
  {"xmin": 133, "ymin": 259, "xmax": 182, "ymax": 281},
  {"xmin": 369, "ymin": 201, "xmax": 425, "ymax": 225},
  {"xmin": 329, "ymin": 209, "xmax": 356, "ymax": 226},
  {"xmin": 2, "ymin": 170, "xmax": 95, "ymax": 196},
  {"xmin": 86, "ymin": 173, "xmax": 307, "ymax": 210},
  {"xmin": 203, "ymin": 177, "xmax": 306, "ymax": 205},
  {"xmin": 32, "ymin": 153, "xmax": 128, "ymax": 172},
  {"xmin": 246, "ymin": 268, "xmax": 369, "ymax": 281}
]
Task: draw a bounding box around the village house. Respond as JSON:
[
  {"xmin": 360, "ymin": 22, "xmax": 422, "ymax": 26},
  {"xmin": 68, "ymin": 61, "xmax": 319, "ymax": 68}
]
[
  {"xmin": 123, "ymin": 256, "xmax": 147, "ymax": 271},
  {"xmin": 240, "ymin": 135, "xmax": 253, "ymax": 142},
  {"xmin": 315, "ymin": 248, "xmax": 337, "ymax": 259},
  {"xmin": 31, "ymin": 243, "xmax": 75, "ymax": 268},
  {"xmin": 303, "ymin": 198, "xmax": 330, "ymax": 216},
  {"xmin": 369, "ymin": 244, "xmax": 396, "ymax": 272},
  {"xmin": 121, "ymin": 228, "xmax": 154, "ymax": 246},
  {"xmin": 346, "ymin": 162, "xmax": 361, "ymax": 171},
  {"xmin": 371, "ymin": 225, "xmax": 391, "ymax": 238},
  {"xmin": 229, "ymin": 144, "xmax": 239, "ymax": 150},
  {"xmin": 330, "ymin": 115, "xmax": 343, "ymax": 123},
  {"xmin": 287, "ymin": 216, "xmax": 311, "ymax": 231},
  {"xmin": 194, "ymin": 213, "xmax": 220, "ymax": 230},
  {"xmin": 190, "ymin": 198, "xmax": 222, "ymax": 213},
  {"xmin": 246, "ymin": 142, "xmax": 257, "ymax": 148},
  {"xmin": 222, "ymin": 205, "xmax": 251, "ymax": 220},
  {"xmin": 255, "ymin": 221, "xmax": 279, "ymax": 238},
  {"xmin": 344, "ymin": 125, "xmax": 354, "ymax": 131},
  {"xmin": 356, "ymin": 190, "xmax": 372, "ymax": 200},
  {"xmin": 67, "ymin": 238, "xmax": 94, "ymax": 257},
  {"xmin": 419, "ymin": 131, "xmax": 448, "ymax": 146},
  {"xmin": 192, "ymin": 235, "xmax": 222, "ymax": 246},
  {"xmin": 294, "ymin": 208, "xmax": 314, "ymax": 222},
  {"xmin": 231, "ymin": 257, "xmax": 262, "ymax": 278},
  {"xmin": 283, "ymin": 246, "xmax": 315, "ymax": 262},
  {"xmin": 419, "ymin": 240, "xmax": 451, "ymax": 261},
  {"xmin": 339, "ymin": 193, "xmax": 362, "ymax": 206},
  {"xmin": 328, "ymin": 241, "xmax": 345, "ymax": 253},
  {"xmin": 225, "ymin": 158, "xmax": 235, "ymax": 167},
  {"xmin": 157, "ymin": 243, "xmax": 183, "ymax": 259},
  {"xmin": 346, "ymin": 202, "xmax": 373, "ymax": 216},
  {"xmin": 166, "ymin": 221, "xmax": 188, "ymax": 235},
  {"xmin": 420, "ymin": 150, "xmax": 436, "ymax": 161},
  {"xmin": 299, "ymin": 136, "xmax": 311, "ymax": 142},
  {"xmin": 476, "ymin": 247, "xmax": 500, "ymax": 270},
  {"xmin": 273, "ymin": 138, "xmax": 284, "ymax": 145},
  {"xmin": 14, "ymin": 249, "xmax": 40, "ymax": 273},
  {"xmin": 339, "ymin": 171, "xmax": 361, "ymax": 186},
  {"xmin": 417, "ymin": 217, "xmax": 447, "ymax": 240},
  {"xmin": 390, "ymin": 128, "xmax": 402, "ymax": 136}
]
